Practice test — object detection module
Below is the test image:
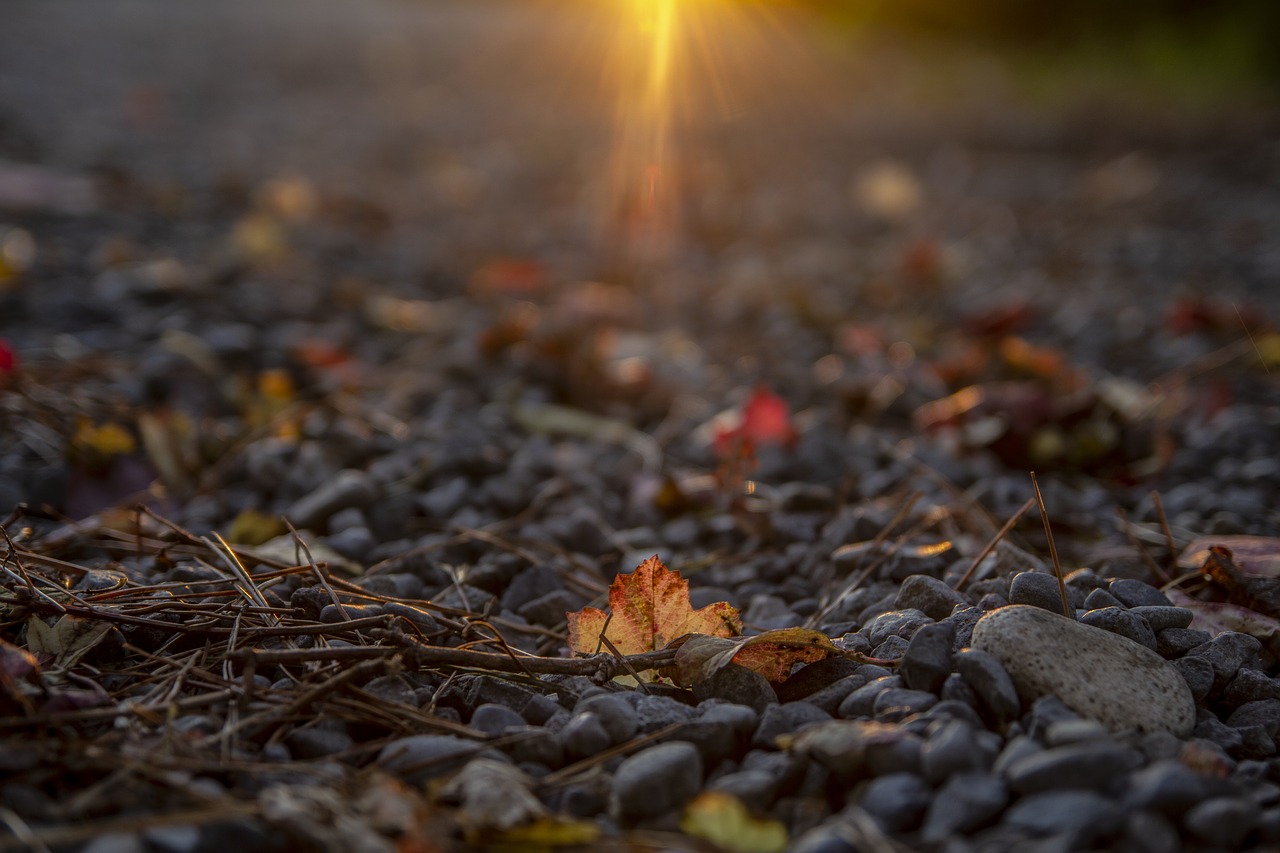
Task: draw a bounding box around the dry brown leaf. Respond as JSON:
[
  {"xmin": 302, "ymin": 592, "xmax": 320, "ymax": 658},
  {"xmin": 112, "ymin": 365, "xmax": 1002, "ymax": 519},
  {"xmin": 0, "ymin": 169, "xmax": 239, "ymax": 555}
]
[{"xmin": 566, "ymin": 557, "xmax": 742, "ymax": 677}]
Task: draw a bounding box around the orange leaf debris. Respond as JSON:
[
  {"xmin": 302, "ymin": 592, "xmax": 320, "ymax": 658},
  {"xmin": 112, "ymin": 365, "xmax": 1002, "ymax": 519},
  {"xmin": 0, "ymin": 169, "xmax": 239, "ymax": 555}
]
[{"xmin": 566, "ymin": 556, "xmax": 742, "ymax": 669}]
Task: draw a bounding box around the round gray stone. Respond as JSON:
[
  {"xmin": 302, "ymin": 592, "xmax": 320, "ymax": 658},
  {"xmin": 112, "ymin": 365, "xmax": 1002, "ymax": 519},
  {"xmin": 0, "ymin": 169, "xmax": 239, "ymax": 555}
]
[
  {"xmin": 611, "ymin": 742, "xmax": 703, "ymax": 821},
  {"xmin": 895, "ymin": 575, "xmax": 967, "ymax": 621},
  {"xmin": 1078, "ymin": 607, "xmax": 1158, "ymax": 651},
  {"xmin": 1009, "ymin": 571, "xmax": 1069, "ymax": 614},
  {"xmin": 900, "ymin": 621, "xmax": 955, "ymax": 694},
  {"xmin": 971, "ymin": 605, "xmax": 1196, "ymax": 736},
  {"xmin": 921, "ymin": 772, "xmax": 1008, "ymax": 843}
]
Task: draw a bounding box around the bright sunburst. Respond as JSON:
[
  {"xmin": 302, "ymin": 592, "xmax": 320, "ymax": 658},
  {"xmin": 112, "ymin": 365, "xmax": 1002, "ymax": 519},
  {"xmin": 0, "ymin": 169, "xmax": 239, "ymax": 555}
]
[{"xmin": 601, "ymin": 0, "xmax": 797, "ymax": 268}]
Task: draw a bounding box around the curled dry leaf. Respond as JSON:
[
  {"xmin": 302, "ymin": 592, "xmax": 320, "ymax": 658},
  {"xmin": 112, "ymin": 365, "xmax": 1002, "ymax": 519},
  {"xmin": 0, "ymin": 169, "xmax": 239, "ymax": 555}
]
[
  {"xmin": 566, "ymin": 556, "xmax": 741, "ymax": 679},
  {"xmin": 674, "ymin": 627, "xmax": 860, "ymax": 686},
  {"xmin": 1178, "ymin": 539, "xmax": 1280, "ymax": 620},
  {"xmin": 1178, "ymin": 535, "xmax": 1280, "ymax": 577},
  {"xmin": 1166, "ymin": 589, "xmax": 1280, "ymax": 656}
]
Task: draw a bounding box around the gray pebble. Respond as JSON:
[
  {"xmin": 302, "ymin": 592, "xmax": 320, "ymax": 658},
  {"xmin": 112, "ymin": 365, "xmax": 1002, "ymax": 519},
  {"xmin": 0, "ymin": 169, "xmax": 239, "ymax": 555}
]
[
  {"xmin": 81, "ymin": 834, "xmax": 146, "ymax": 853},
  {"xmin": 559, "ymin": 712, "xmax": 612, "ymax": 760},
  {"xmin": 864, "ymin": 730, "xmax": 924, "ymax": 777},
  {"xmin": 1186, "ymin": 632, "xmax": 1263, "ymax": 691},
  {"xmin": 1120, "ymin": 811, "xmax": 1181, "ymax": 853},
  {"xmin": 470, "ymin": 703, "xmax": 526, "ymax": 735},
  {"xmin": 633, "ymin": 694, "xmax": 697, "ymax": 732},
  {"xmin": 1079, "ymin": 606, "xmax": 1157, "ymax": 651},
  {"xmin": 708, "ymin": 769, "xmax": 780, "ymax": 813},
  {"xmin": 518, "ymin": 590, "xmax": 582, "ymax": 627},
  {"xmin": 1002, "ymin": 790, "xmax": 1123, "ymax": 839},
  {"xmin": 954, "ymin": 648, "xmax": 1020, "ymax": 725},
  {"xmin": 921, "ymin": 772, "xmax": 1008, "ymax": 843},
  {"xmin": 1009, "ymin": 571, "xmax": 1068, "ymax": 614},
  {"xmin": 1193, "ymin": 714, "xmax": 1244, "ymax": 753},
  {"xmin": 922, "ymin": 699, "xmax": 986, "ymax": 730},
  {"xmin": 1172, "ymin": 655, "xmax": 1215, "ymax": 702},
  {"xmin": 866, "ymin": 609, "xmax": 933, "ymax": 647},
  {"xmin": 503, "ymin": 727, "xmax": 564, "ymax": 768},
  {"xmin": 1224, "ymin": 668, "xmax": 1280, "ymax": 709},
  {"xmin": 699, "ymin": 702, "xmax": 760, "ymax": 736},
  {"xmin": 871, "ymin": 634, "xmax": 911, "ymax": 660},
  {"xmin": 576, "ymin": 693, "xmax": 640, "ymax": 743},
  {"xmin": 326, "ymin": 526, "xmax": 375, "ymax": 560},
  {"xmin": 1025, "ymin": 695, "xmax": 1081, "ymax": 739},
  {"xmin": 1227, "ymin": 699, "xmax": 1280, "ymax": 736},
  {"xmin": 900, "ymin": 621, "xmax": 955, "ymax": 694},
  {"xmin": 873, "ymin": 688, "xmax": 937, "ymax": 722},
  {"xmin": 1005, "ymin": 742, "xmax": 1143, "ymax": 794},
  {"xmin": 838, "ymin": 676, "xmax": 902, "ymax": 719},
  {"xmin": 940, "ymin": 672, "xmax": 980, "ymax": 709},
  {"xmin": 282, "ymin": 727, "xmax": 354, "ymax": 759},
  {"xmin": 141, "ymin": 825, "xmax": 200, "ymax": 853},
  {"xmin": 977, "ymin": 593, "xmax": 1008, "ymax": 611},
  {"xmin": 1044, "ymin": 719, "xmax": 1110, "ymax": 746},
  {"xmin": 678, "ymin": 719, "xmax": 739, "ymax": 766},
  {"xmin": 895, "ymin": 575, "xmax": 967, "ymax": 621},
  {"xmin": 753, "ymin": 702, "xmax": 831, "ymax": 748},
  {"xmin": 1184, "ymin": 796, "xmax": 1259, "ymax": 847},
  {"xmin": 922, "ymin": 719, "xmax": 997, "ymax": 783},
  {"xmin": 993, "ymin": 735, "xmax": 1044, "ymax": 776},
  {"xmin": 802, "ymin": 674, "xmax": 871, "ymax": 715},
  {"xmin": 1157, "ymin": 627, "xmax": 1212, "ymax": 659},
  {"xmin": 693, "ymin": 663, "xmax": 777, "ymax": 714},
  {"xmin": 1083, "ymin": 588, "xmax": 1124, "ymax": 611},
  {"xmin": 1234, "ymin": 723, "xmax": 1276, "ymax": 759},
  {"xmin": 858, "ymin": 772, "xmax": 931, "ymax": 831},
  {"xmin": 376, "ymin": 735, "xmax": 476, "ymax": 783},
  {"xmin": 284, "ymin": 469, "xmax": 378, "ymax": 530},
  {"xmin": 1128, "ymin": 606, "xmax": 1194, "ymax": 631},
  {"xmin": 945, "ymin": 607, "xmax": 983, "ymax": 650},
  {"xmin": 1109, "ymin": 579, "xmax": 1172, "ymax": 608},
  {"xmin": 611, "ymin": 742, "xmax": 703, "ymax": 822}
]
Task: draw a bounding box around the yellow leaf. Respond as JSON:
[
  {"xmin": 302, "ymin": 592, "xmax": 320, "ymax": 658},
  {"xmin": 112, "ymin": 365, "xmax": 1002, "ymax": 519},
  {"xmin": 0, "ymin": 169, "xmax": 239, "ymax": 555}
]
[
  {"xmin": 483, "ymin": 816, "xmax": 600, "ymax": 850},
  {"xmin": 227, "ymin": 509, "xmax": 286, "ymax": 546},
  {"xmin": 72, "ymin": 419, "xmax": 136, "ymax": 458},
  {"xmin": 566, "ymin": 556, "xmax": 741, "ymax": 682},
  {"xmin": 681, "ymin": 792, "xmax": 788, "ymax": 853}
]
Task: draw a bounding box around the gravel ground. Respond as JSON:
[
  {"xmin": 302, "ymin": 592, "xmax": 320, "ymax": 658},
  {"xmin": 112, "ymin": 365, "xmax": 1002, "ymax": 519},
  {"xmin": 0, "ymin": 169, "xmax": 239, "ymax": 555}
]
[{"xmin": 2, "ymin": 2, "xmax": 1280, "ymax": 851}]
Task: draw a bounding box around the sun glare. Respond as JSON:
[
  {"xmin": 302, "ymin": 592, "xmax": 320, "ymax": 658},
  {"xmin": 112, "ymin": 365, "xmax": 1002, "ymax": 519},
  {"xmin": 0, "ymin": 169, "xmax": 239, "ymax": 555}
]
[{"xmin": 602, "ymin": 0, "xmax": 795, "ymax": 269}]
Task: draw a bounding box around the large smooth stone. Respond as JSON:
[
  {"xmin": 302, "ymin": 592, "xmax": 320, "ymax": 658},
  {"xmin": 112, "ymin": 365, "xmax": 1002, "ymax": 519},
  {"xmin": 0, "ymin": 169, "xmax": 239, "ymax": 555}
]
[{"xmin": 971, "ymin": 605, "xmax": 1195, "ymax": 737}]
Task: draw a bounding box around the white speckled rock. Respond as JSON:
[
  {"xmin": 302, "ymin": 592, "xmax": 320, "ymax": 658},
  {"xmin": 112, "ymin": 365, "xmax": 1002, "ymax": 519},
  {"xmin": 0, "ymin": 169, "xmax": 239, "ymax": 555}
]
[{"xmin": 971, "ymin": 605, "xmax": 1195, "ymax": 737}]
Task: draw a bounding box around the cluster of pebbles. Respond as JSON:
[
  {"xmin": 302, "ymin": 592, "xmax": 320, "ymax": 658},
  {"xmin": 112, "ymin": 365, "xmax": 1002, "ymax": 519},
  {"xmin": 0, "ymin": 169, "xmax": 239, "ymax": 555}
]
[
  {"xmin": 2, "ymin": 2, "xmax": 1280, "ymax": 852},
  {"xmin": 285, "ymin": 570, "xmax": 1280, "ymax": 852}
]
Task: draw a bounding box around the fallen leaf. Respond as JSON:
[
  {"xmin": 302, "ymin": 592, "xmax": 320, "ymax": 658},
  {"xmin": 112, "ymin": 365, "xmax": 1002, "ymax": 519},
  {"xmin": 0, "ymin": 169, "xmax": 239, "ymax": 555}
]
[
  {"xmin": 712, "ymin": 386, "xmax": 797, "ymax": 459},
  {"xmin": 485, "ymin": 816, "xmax": 600, "ymax": 850},
  {"xmin": 72, "ymin": 419, "xmax": 137, "ymax": 460},
  {"xmin": 566, "ymin": 556, "xmax": 741, "ymax": 679},
  {"xmin": 680, "ymin": 792, "xmax": 788, "ymax": 853},
  {"xmin": 470, "ymin": 258, "xmax": 548, "ymax": 300},
  {"xmin": 227, "ymin": 508, "xmax": 286, "ymax": 546},
  {"xmin": 674, "ymin": 627, "xmax": 856, "ymax": 686},
  {"xmin": 1166, "ymin": 589, "xmax": 1280, "ymax": 656},
  {"xmin": 25, "ymin": 615, "xmax": 113, "ymax": 668},
  {"xmin": 1178, "ymin": 536, "xmax": 1280, "ymax": 577},
  {"xmin": 0, "ymin": 338, "xmax": 17, "ymax": 375}
]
